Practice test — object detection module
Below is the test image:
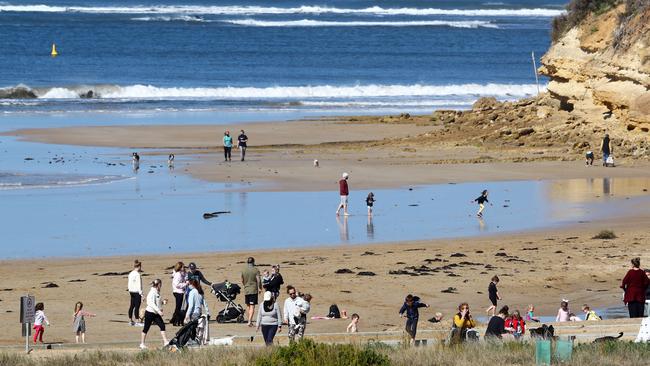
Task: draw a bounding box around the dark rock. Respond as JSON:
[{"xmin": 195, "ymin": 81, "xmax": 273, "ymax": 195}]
[
  {"xmin": 97, "ymin": 271, "xmax": 130, "ymax": 276},
  {"xmin": 42, "ymin": 283, "xmax": 59, "ymax": 288},
  {"xmin": 357, "ymin": 271, "xmax": 376, "ymax": 276},
  {"xmin": 450, "ymin": 253, "xmax": 466, "ymax": 257},
  {"xmin": 68, "ymin": 279, "xmax": 86, "ymax": 283},
  {"xmin": 472, "ymin": 97, "xmax": 499, "ymax": 111},
  {"xmin": 361, "ymin": 251, "xmax": 375, "ymax": 256},
  {"xmin": 441, "ymin": 287, "xmax": 458, "ymax": 294},
  {"xmin": 494, "ymin": 252, "xmax": 508, "ymax": 257},
  {"xmin": 335, "ymin": 268, "xmax": 354, "ymax": 274}
]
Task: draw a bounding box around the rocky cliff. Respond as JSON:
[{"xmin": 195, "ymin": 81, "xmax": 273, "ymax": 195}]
[{"xmin": 539, "ymin": 2, "xmax": 650, "ymax": 135}]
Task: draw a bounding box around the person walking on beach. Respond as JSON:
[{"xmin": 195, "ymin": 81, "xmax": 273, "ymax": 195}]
[
  {"xmin": 184, "ymin": 280, "xmax": 204, "ymax": 324},
  {"xmin": 485, "ymin": 275, "xmax": 500, "ymax": 316},
  {"xmin": 170, "ymin": 262, "xmax": 187, "ymax": 326},
  {"xmin": 263, "ymin": 265, "xmax": 284, "ymax": 300},
  {"xmin": 292, "ymin": 293, "xmax": 312, "ymax": 340},
  {"xmin": 621, "ymin": 257, "xmax": 649, "ymax": 318},
  {"xmin": 283, "ymin": 285, "xmax": 299, "ymax": 341},
  {"xmin": 223, "ymin": 131, "xmax": 233, "ymax": 162},
  {"xmin": 128, "ymin": 260, "xmax": 143, "ymax": 326},
  {"xmin": 33, "ymin": 302, "xmax": 50, "ymax": 343},
  {"xmin": 399, "ymin": 294, "xmax": 429, "ymax": 346},
  {"xmin": 336, "ymin": 172, "xmax": 350, "ymax": 216},
  {"xmin": 600, "ymin": 133, "xmax": 612, "ymax": 166},
  {"xmin": 242, "ymin": 257, "xmax": 262, "ymax": 326},
  {"xmin": 186, "ymin": 262, "xmax": 212, "ymax": 286},
  {"xmin": 473, "ymin": 190, "xmax": 491, "ymax": 218},
  {"xmin": 366, "ymin": 192, "xmax": 375, "ymax": 216},
  {"xmin": 140, "ymin": 279, "xmax": 169, "ymax": 349},
  {"xmin": 72, "ymin": 301, "xmax": 95, "ymax": 344},
  {"xmin": 256, "ymin": 291, "xmax": 282, "ymax": 346},
  {"xmin": 237, "ymin": 129, "xmax": 248, "ymax": 161}
]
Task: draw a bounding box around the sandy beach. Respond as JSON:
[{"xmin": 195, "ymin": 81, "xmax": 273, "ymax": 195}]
[{"xmin": 1, "ymin": 117, "xmax": 649, "ymax": 347}]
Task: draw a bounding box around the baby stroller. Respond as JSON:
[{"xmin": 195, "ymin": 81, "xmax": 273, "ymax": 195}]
[
  {"xmin": 211, "ymin": 281, "xmax": 245, "ymax": 323},
  {"xmin": 167, "ymin": 315, "xmax": 209, "ymax": 351}
]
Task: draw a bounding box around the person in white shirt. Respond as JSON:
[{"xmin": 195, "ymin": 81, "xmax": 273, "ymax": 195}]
[
  {"xmin": 33, "ymin": 302, "xmax": 50, "ymax": 343},
  {"xmin": 128, "ymin": 260, "xmax": 143, "ymax": 326},
  {"xmin": 283, "ymin": 285, "xmax": 298, "ymax": 341},
  {"xmin": 291, "ymin": 293, "xmax": 312, "ymax": 340},
  {"xmin": 140, "ymin": 279, "xmax": 168, "ymax": 349},
  {"xmin": 170, "ymin": 261, "xmax": 187, "ymax": 326}
]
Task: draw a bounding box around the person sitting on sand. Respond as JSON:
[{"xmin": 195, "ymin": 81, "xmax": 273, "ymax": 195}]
[
  {"xmin": 504, "ymin": 310, "xmax": 525, "ymax": 340},
  {"xmin": 473, "ymin": 190, "xmax": 491, "ymax": 218},
  {"xmin": 72, "ymin": 301, "xmax": 95, "ymax": 344},
  {"xmin": 346, "ymin": 313, "xmax": 360, "ymax": 333},
  {"xmin": 399, "ymin": 294, "xmax": 429, "ymax": 346},
  {"xmin": 485, "ymin": 275, "xmax": 501, "ymax": 316},
  {"xmin": 556, "ymin": 300, "xmax": 570, "ymax": 322},
  {"xmin": 450, "ymin": 302, "xmax": 477, "ymax": 344},
  {"xmin": 485, "ymin": 306, "xmax": 513, "ymax": 340},
  {"xmin": 582, "ymin": 305, "xmax": 601, "ymax": 321},
  {"xmin": 526, "ymin": 304, "xmax": 540, "ymax": 323}
]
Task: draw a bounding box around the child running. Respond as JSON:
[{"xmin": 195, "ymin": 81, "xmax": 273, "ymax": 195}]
[
  {"xmin": 33, "ymin": 302, "xmax": 50, "ymax": 343},
  {"xmin": 399, "ymin": 294, "xmax": 429, "ymax": 346},
  {"xmin": 485, "ymin": 275, "xmax": 501, "ymax": 316},
  {"xmin": 72, "ymin": 301, "xmax": 96, "ymax": 343},
  {"xmin": 366, "ymin": 192, "xmax": 375, "ymax": 216},
  {"xmin": 473, "ymin": 189, "xmax": 491, "ymax": 218},
  {"xmin": 346, "ymin": 313, "xmax": 360, "ymax": 333}
]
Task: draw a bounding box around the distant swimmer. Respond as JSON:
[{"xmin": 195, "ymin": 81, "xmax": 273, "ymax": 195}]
[
  {"xmin": 168, "ymin": 154, "xmax": 175, "ymax": 167},
  {"xmin": 472, "ymin": 189, "xmax": 491, "ymax": 218}
]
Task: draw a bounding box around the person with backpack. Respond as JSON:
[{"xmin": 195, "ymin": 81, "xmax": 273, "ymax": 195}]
[{"xmin": 399, "ymin": 294, "xmax": 429, "ymax": 346}]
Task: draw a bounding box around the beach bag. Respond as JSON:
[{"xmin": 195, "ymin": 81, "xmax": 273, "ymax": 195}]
[
  {"xmin": 606, "ymin": 156, "xmax": 614, "ymax": 166},
  {"xmin": 328, "ymin": 304, "xmax": 341, "ymax": 319}
]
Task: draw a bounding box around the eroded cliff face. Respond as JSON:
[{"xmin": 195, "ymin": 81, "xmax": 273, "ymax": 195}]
[{"xmin": 540, "ymin": 4, "xmax": 650, "ymax": 133}]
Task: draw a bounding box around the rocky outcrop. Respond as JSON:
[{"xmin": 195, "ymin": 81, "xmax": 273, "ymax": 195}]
[{"xmin": 539, "ymin": 3, "xmax": 650, "ymax": 134}]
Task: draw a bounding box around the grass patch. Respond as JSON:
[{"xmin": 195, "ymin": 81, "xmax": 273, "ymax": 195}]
[
  {"xmin": 1, "ymin": 341, "xmax": 650, "ymax": 366},
  {"xmin": 592, "ymin": 230, "xmax": 617, "ymax": 239},
  {"xmin": 551, "ymin": 0, "xmax": 619, "ymax": 41}
]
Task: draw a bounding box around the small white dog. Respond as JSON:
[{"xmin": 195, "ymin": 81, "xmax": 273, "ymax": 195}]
[
  {"xmin": 209, "ymin": 336, "xmax": 235, "ymax": 346},
  {"xmin": 313, "ymin": 159, "xmax": 319, "ymax": 167}
]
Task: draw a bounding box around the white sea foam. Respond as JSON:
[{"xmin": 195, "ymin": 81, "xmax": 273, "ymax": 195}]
[
  {"xmin": 222, "ymin": 19, "xmax": 498, "ymax": 28},
  {"xmin": 28, "ymin": 83, "xmax": 543, "ymax": 100},
  {"xmin": 0, "ymin": 4, "xmax": 565, "ymax": 17},
  {"xmin": 131, "ymin": 15, "xmax": 209, "ymax": 22}
]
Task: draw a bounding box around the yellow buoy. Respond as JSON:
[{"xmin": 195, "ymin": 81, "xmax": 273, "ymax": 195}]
[{"xmin": 51, "ymin": 43, "xmax": 58, "ymax": 57}]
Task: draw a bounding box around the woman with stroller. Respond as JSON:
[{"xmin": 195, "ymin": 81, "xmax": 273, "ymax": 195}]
[
  {"xmin": 184, "ymin": 280, "xmax": 204, "ymax": 324},
  {"xmin": 170, "ymin": 262, "xmax": 187, "ymax": 326},
  {"xmin": 140, "ymin": 279, "xmax": 169, "ymax": 349},
  {"xmin": 256, "ymin": 291, "xmax": 283, "ymax": 346}
]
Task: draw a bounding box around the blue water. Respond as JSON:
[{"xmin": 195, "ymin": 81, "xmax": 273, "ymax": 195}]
[{"xmin": 1, "ymin": 0, "xmax": 564, "ymax": 114}]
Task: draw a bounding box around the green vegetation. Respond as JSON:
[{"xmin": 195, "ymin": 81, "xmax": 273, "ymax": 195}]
[
  {"xmin": 592, "ymin": 229, "xmax": 617, "ymax": 239},
  {"xmin": 1, "ymin": 340, "xmax": 649, "ymax": 366},
  {"xmin": 551, "ymin": 0, "xmax": 619, "ymax": 41}
]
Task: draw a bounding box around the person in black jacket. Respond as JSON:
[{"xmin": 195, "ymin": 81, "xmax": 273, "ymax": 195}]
[
  {"xmin": 399, "ymin": 294, "xmax": 429, "ymax": 346},
  {"xmin": 264, "ymin": 265, "xmax": 284, "ymax": 299},
  {"xmin": 187, "ymin": 262, "xmax": 212, "ymax": 286},
  {"xmin": 485, "ymin": 306, "xmax": 513, "ymax": 339}
]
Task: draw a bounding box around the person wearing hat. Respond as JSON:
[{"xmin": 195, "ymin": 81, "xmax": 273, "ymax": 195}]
[
  {"xmin": 336, "ymin": 172, "xmax": 350, "ymax": 216},
  {"xmin": 256, "ymin": 291, "xmax": 282, "ymax": 346},
  {"xmin": 186, "ymin": 262, "xmax": 212, "ymax": 286},
  {"xmin": 242, "ymin": 257, "xmax": 262, "ymax": 326}
]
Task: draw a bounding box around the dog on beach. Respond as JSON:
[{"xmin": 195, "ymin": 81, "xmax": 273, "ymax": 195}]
[
  {"xmin": 529, "ymin": 324, "xmax": 555, "ymax": 340},
  {"xmin": 593, "ymin": 332, "xmax": 623, "ymax": 343},
  {"xmin": 314, "ymin": 159, "xmax": 319, "ymax": 167},
  {"xmin": 209, "ymin": 336, "xmax": 234, "ymax": 346}
]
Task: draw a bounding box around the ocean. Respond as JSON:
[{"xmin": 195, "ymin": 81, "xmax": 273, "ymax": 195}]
[{"xmin": 0, "ymin": 0, "xmax": 565, "ymax": 115}]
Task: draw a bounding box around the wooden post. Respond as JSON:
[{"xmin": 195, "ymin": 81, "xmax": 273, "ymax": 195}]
[{"xmin": 532, "ymin": 51, "xmax": 540, "ymax": 94}]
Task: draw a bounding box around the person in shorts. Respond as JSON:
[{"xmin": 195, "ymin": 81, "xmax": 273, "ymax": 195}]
[
  {"xmin": 485, "ymin": 275, "xmax": 501, "ymax": 316},
  {"xmin": 241, "ymin": 257, "xmax": 261, "ymax": 326},
  {"xmin": 237, "ymin": 130, "xmax": 248, "ymax": 161},
  {"xmin": 336, "ymin": 172, "xmax": 350, "ymax": 216}
]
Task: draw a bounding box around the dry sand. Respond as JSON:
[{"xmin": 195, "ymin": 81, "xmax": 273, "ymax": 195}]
[{"xmin": 1, "ymin": 118, "xmax": 648, "ymax": 348}]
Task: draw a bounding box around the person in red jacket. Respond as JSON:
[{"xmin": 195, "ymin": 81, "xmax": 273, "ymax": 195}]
[
  {"xmin": 621, "ymin": 257, "xmax": 650, "ymax": 318},
  {"xmin": 335, "ymin": 172, "xmax": 350, "ymax": 216},
  {"xmin": 504, "ymin": 310, "xmax": 526, "ymax": 340}
]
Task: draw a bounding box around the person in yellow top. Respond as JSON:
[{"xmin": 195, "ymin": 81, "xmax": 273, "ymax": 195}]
[
  {"xmin": 450, "ymin": 302, "xmax": 477, "ymax": 344},
  {"xmin": 582, "ymin": 304, "xmax": 602, "ymax": 321}
]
